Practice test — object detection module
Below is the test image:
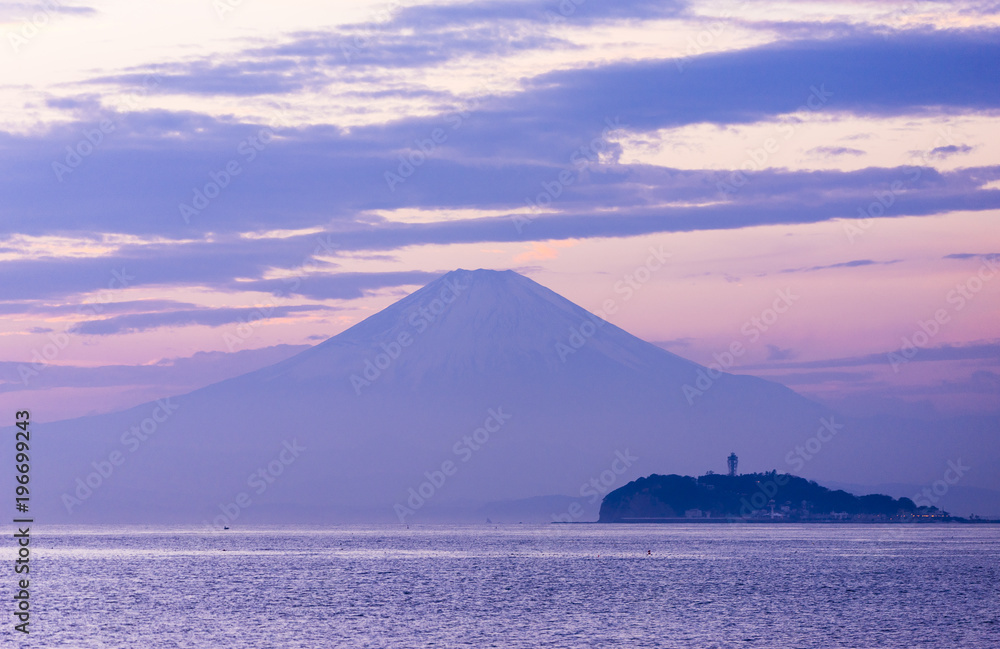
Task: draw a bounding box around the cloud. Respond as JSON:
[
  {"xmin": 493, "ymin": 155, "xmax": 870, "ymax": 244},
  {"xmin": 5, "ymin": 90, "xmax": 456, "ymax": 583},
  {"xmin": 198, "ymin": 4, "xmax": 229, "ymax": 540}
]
[
  {"xmin": 44, "ymin": 95, "xmax": 104, "ymax": 112},
  {"xmin": 5, "ymin": 106, "xmax": 1000, "ymax": 243},
  {"xmin": 778, "ymin": 259, "xmax": 902, "ymax": 274},
  {"xmin": 749, "ymin": 370, "xmax": 875, "ymax": 385},
  {"xmin": 387, "ymin": 0, "xmax": 689, "ymax": 29},
  {"xmin": 268, "ymin": 23, "xmax": 568, "ymax": 72},
  {"xmin": 72, "ymin": 305, "xmax": 335, "ymax": 336},
  {"xmin": 92, "ymin": 61, "xmax": 317, "ymax": 97},
  {"xmin": 808, "ymin": 146, "xmax": 866, "ymax": 157},
  {"xmin": 930, "ymin": 144, "xmax": 974, "ymax": 157},
  {"xmin": 235, "ymin": 270, "xmax": 444, "ymax": 300},
  {"xmin": 953, "ymin": 369, "xmax": 1000, "ymax": 393},
  {"xmin": 737, "ymin": 340, "xmax": 1000, "ymax": 371},
  {"xmin": 0, "ymin": 344, "xmax": 310, "ymax": 394},
  {"xmin": 89, "ymin": 20, "xmax": 572, "ymax": 97},
  {"xmin": 765, "ymin": 345, "xmax": 797, "ymax": 361},
  {"xmin": 869, "ymin": 369, "xmax": 1000, "ymax": 397},
  {"xmin": 2, "ymin": 28, "xmax": 997, "ymax": 306},
  {"xmin": 944, "ymin": 252, "xmax": 1000, "ymax": 261},
  {"xmin": 5, "ymin": 29, "xmax": 997, "ymax": 241},
  {"xmin": 501, "ymin": 29, "xmax": 1000, "ymax": 137},
  {"xmin": 1, "ymin": 161, "xmax": 998, "ymax": 303},
  {"xmin": 0, "ymin": 299, "xmax": 200, "ymax": 317},
  {"xmin": 0, "ymin": 3, "xmax": 96, "ymax": 19}
]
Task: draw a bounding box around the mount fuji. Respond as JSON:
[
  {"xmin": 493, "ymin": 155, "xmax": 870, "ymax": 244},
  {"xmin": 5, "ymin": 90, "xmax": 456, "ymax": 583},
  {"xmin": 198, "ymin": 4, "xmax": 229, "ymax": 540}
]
[{"xmin": 20, "ymin": 269, "xmax": 1000, "ymax": 524}]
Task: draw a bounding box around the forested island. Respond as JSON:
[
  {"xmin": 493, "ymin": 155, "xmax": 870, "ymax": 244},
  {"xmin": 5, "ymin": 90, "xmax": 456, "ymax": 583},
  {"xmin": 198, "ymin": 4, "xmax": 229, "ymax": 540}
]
[{"xmin": 598, "ymin": 472, "xmax": 970, "ymax": 523}]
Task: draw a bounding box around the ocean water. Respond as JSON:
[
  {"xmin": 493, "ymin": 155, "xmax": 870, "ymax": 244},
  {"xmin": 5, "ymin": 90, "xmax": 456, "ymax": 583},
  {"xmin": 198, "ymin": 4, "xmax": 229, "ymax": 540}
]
[{"xmin": 6, "ymin": 524, "xmax": 998, "ymax": 648}]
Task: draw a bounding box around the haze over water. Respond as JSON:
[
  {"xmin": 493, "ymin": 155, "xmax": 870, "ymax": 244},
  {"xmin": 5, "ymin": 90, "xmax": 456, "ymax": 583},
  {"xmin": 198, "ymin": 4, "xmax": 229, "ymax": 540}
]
[{"xmin": 11, "ymin": 524, "xmax": 998, "ymax": 648}]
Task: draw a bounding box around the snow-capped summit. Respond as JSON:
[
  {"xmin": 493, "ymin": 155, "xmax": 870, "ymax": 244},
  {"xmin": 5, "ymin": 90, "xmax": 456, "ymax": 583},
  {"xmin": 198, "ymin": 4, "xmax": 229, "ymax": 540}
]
[{"xmin": 263, "ymin": 268, "xmax": 696, "ymax": 388}]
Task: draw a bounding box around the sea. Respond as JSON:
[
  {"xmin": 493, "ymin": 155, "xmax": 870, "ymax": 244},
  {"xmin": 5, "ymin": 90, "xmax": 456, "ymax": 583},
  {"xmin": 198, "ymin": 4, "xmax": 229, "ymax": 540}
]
[{"xmin": 6, "ymin": 524, "xmax": 998, "ymax": 648}]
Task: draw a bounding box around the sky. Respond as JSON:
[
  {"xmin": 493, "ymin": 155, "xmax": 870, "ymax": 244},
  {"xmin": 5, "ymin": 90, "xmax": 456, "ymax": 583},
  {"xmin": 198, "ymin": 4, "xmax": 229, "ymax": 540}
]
[{"xmin": 0, "ymin": 0, "xmax": 998, "ymax": 422}]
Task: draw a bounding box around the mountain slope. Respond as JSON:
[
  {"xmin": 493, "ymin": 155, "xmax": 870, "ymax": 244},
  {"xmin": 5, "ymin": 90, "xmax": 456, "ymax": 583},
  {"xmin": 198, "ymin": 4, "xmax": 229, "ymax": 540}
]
[{"xmin": 20, "ymin": 269, "xmax": 996, "ymax": 524}]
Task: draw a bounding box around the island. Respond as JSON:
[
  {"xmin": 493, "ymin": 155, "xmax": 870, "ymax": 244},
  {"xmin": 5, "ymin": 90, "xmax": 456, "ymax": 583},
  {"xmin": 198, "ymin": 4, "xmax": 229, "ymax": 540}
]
[{"xmin": 598, "ymin": 471, "xmax": 966, "ymax": 523}]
